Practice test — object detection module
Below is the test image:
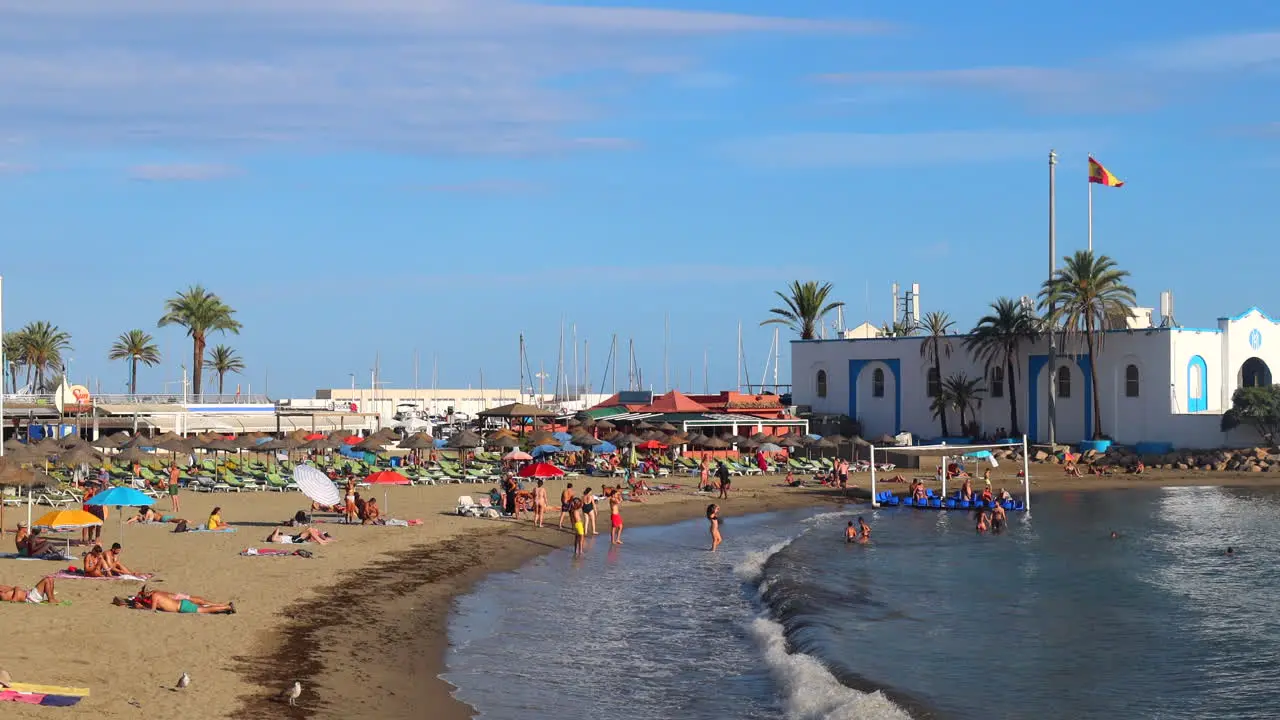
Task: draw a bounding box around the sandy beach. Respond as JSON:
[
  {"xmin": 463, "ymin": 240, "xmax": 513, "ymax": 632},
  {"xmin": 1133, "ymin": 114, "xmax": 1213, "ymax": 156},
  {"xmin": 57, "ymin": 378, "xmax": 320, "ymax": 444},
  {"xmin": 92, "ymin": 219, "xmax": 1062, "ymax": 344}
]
[{"xmin": 2, "ymin": 465, "xmax": 1278, "ymax": 718}]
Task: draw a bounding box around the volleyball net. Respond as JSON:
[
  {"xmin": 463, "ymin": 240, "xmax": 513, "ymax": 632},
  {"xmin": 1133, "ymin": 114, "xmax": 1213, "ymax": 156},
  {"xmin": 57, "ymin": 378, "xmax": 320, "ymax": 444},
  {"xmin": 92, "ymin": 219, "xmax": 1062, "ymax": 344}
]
[{"xmin": 869, "ymin": 436, "xmax": 1031, "ymax": 509}]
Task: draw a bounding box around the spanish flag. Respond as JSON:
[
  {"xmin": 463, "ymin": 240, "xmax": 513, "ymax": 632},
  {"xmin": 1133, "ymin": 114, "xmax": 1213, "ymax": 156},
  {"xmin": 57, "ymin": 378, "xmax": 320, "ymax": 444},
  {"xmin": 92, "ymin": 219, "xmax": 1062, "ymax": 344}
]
[{"xmin": 1088, "ymin": 156, "xmax": 1124, "ymax": 187}]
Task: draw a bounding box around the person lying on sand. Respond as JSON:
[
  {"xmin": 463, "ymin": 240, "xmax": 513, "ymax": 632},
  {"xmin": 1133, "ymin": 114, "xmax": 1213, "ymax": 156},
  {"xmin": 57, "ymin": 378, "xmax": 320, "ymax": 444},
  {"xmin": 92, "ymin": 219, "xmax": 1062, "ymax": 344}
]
[
  {"xmin": 311, "ymin": 501, "xmax": 343, "ymax": 514},
  {"xmin": 0, "ymin": 577, "xmax": 56, "ymax": 603},
  {"xmin": 284, "ymin": 511, "xmax": 311, "ymax": 527},
  {"xmin": 126, "ymin": 507, "xmax": 184, "ymax": 525},
  {"xmin": 113, "ymin": 586, "xmax": 235, "ymax": 614},
  {"xmin": 266, "ymin": 527, "xmax": 333, "ymax": 545}
]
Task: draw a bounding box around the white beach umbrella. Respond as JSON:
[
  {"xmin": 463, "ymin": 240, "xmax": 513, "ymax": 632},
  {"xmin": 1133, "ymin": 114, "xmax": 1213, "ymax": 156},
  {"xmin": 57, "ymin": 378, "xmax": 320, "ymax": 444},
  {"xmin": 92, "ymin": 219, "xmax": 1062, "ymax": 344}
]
[{"xmin": 292, "ymin": 464, "xmax": 341, "ymax": 507}]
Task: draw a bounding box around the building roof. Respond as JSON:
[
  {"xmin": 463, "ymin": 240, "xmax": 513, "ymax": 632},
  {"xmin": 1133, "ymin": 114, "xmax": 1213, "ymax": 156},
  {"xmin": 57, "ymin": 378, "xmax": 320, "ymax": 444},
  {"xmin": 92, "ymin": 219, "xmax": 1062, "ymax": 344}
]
[{"xmin": 634, "ymin": 390, "xmax": 710, "ymax": 414}]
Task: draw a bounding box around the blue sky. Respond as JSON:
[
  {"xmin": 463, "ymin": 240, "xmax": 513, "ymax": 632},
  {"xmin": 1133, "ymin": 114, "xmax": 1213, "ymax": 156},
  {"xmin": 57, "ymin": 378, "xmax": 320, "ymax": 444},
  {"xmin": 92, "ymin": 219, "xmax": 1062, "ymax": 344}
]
[{"xmin": 1, "ymin": 0, "xmax": 1278, "ymax": 397}]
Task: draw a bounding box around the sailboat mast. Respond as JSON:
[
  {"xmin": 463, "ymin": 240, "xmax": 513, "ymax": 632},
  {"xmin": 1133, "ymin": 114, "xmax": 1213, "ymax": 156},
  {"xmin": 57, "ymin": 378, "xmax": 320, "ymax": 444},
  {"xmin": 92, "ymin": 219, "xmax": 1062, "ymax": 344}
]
[
  {"xmin": 584, "ymin": 340, "xmax": 590, "ymax": 401},
  {"xmin": 518, "ymin": 334, "xmax": 525, "ymax": 405},
  {"xmin": 611, "ymin": 334, "xmax": 618, "ymax": 394},
  {"xmin": 773, "ymin": 327, "xmax": 780, "ymax": 392},
  {"xmin": 572, "ymin": 323, "xmax": 579, "ymax": 402},
  {"xmin": 704, "ymin": 348, "xmax": 708, "ymax": 394},
  {"xmin": 736, "ymin": 322, "xmax": 742, "ymax": 393},
  {"xmin": 555, "ymin": 318, "xmax": 564, "ymax": 400},
  {"xmin": 663, "ymin": 312, "xmax": 669, "ymax": 392}
]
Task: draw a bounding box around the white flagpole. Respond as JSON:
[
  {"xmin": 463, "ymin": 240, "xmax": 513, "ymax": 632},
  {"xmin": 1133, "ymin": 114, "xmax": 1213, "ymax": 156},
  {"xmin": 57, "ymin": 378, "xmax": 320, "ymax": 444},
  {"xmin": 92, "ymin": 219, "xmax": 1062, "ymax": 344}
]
[{"xmin": 1087, "ymin": 155, "xmax": 1094, "ymax": 253}]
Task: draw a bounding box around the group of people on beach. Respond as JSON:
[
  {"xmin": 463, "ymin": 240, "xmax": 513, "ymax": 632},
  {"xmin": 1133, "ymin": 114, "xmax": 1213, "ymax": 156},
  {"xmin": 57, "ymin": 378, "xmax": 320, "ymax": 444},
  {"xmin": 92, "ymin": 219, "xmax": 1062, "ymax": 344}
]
[
  {"xmin": 844, "ymin": 517, "xmax": 871, "ymax": 544},
  {"xmin": 552, "ymin": 482, "xmax": 627, "ymax": 555}
]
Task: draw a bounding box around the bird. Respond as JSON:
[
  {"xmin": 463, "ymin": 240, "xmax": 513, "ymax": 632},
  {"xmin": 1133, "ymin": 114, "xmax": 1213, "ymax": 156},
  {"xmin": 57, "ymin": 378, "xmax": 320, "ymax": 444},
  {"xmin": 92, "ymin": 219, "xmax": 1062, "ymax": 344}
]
[
  {"xmin": 176, "ymin": 672, "xmax": 191, "ymax": 690},
  {"xmin": 283, "ymin": 680, "xmax": 302, "ymax": 707}
]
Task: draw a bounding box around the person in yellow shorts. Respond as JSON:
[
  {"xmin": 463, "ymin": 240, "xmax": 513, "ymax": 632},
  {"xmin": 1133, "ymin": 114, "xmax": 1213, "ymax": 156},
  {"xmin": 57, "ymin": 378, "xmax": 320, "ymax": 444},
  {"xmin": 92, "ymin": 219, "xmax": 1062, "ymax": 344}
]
[{"xmin": 570, "ymin": 498, "xmax": 586, "ymax": 557}]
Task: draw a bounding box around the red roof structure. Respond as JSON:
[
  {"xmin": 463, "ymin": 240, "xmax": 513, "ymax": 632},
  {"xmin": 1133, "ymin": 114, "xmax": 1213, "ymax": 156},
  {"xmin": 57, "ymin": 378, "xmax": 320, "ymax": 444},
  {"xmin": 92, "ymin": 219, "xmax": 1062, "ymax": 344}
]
[{"xmin": 635, "ymin": 390, "xmax": 711, "ymax": 414}]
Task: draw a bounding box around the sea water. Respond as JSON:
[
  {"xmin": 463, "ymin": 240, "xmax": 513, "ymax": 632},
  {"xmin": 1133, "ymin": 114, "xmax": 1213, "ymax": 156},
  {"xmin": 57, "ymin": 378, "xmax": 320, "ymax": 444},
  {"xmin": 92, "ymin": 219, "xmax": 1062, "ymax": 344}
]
[{"xmin": 445, "ymin": 487, "xmax": 1280, "ymax": 719}]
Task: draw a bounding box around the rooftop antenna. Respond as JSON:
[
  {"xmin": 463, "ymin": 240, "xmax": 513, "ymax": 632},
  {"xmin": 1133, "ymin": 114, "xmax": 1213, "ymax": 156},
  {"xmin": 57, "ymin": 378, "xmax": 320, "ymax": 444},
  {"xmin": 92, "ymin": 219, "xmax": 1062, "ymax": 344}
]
[
  {"xmin": 891, "ymin": 282, "xmax": 900, "ymax": 326},
  {"xmin": 1160, "ymin": 290, "xmax": 1177, "ymax": 327},
  {"xmin": 911, "ymin": 283, "xmax": 921, "ymax": 326}
]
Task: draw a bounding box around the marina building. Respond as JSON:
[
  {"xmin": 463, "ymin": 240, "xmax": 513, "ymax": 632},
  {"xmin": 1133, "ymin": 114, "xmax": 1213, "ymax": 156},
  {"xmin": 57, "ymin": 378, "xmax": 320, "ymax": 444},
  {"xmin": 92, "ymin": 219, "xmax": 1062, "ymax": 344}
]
[{"xmin": 791, "ymin": 307, "xmax": 1280, "ymax": 449}]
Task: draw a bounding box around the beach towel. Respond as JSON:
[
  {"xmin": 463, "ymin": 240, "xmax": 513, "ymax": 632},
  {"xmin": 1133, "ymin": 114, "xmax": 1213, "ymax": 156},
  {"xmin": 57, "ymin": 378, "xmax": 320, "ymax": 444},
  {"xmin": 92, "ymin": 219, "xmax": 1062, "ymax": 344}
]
[
  {"xmin": 0, "ymin": 552, "xmax": 76, "ymax": 562},
  {"xmin": 240, "ymin": 548, "xmax": 312, "ymax": 558},
  {"xmin": 180, "ymin": 527, "xmax": 237, "ymax": 533},
  {"xmin": 5, "ymin": 683, "xmax": 89, "ymax": 697},
  {"xmin": 52, "ymin": 570, "xmax": 153, "ymax": 581},
  {"xmin": 0, "ymin": 690, "xmax": 83, "ymax": 707}
]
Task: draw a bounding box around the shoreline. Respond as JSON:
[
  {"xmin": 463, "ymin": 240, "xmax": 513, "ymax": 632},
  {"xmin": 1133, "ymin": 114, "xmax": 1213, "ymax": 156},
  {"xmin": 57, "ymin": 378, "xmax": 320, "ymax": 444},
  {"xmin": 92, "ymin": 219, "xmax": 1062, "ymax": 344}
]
[
  {"xmin": 231, "ymin": 468, "xmax": 1280, "ymax": 720},
  {"xmin": 7, "ymin": 470, "xmax": 1277, "ymax": 718}
]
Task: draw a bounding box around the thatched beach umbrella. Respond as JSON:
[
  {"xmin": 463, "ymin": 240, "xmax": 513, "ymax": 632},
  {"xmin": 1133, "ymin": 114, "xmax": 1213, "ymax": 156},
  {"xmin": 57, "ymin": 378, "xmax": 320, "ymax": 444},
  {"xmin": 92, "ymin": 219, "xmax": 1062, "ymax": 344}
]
[
  {"xmin": 702, "ymin": 437, "xmax": 730, "ymax": 450},
  {"xmin": 595, "ymin": 419, "xmax": 615, "ymax": 430},
  {"xmin": 658, "ymin": 422, "xmax": 678, "ymax": 432},
  {"xmin": 114, "ymin": 446, "xmax": 155, "ymax": 465},
  {"xmin": 399, "ymin": 433, "xmax": 437, "ymax": 450},
  {"xmin": 0, "ymin": 463, "xmax": 55, "ymax": 529},
  {"xmin": 57, "ymin": 445, "xmax": 104, "ymax": 467},
  {"xmin": 485, "ymin": 435, "xmax": 521, "ymax": 449},
  {"xmin": 636, "ymin": 421, "xmax": 656, "ymax": 431},
  {"xmin": 571, "ymin": 434, "xmax": 602, "ymax": 448},
  {"xmin": 749, "ymin": 432, "xmax": 771, "ymax": 443},
  {"xmin": 448, "ymin": 431, "xmax": 482, "ymax": 450},
  {"xmin": 155, "ymin": 436, "xmax": 192, "ymax": 454},
  {"xmin": 725, "ymin": 434, "xmax": 748, "ymax": 445},
  {"xmin": 92, "ymin": 433, "xmax": 127, "ymax": 449}
]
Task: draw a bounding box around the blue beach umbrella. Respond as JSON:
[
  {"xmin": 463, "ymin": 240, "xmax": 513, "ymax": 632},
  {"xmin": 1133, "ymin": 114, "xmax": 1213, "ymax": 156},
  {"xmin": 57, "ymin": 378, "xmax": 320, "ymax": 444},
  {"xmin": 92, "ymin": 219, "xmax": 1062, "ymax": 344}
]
[
  {"xmin": 594, "ymin": 441, "xmax": 617, "ymax": 454},
  {"xmin": 552, "ymin": 432, "xmax": 574, "ymax": 442},
  {"xmin": 531, "ymin": 444, "xmax": 562, "ymax": 458},
  {"xmin": 85, "ymin": 486, "xmax": 155, "ymax": 542},
  {"xmin": 85, "ymin": 487, "xmax": 155, "ymax": 507}
]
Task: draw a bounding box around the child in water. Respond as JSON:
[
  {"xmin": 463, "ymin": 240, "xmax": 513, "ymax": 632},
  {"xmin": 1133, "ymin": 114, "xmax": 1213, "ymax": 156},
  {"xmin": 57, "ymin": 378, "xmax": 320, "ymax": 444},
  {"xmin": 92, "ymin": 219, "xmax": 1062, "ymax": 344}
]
[{"xmin": 845, "ymin": 521, "xmax": 857, "ymax": 543}]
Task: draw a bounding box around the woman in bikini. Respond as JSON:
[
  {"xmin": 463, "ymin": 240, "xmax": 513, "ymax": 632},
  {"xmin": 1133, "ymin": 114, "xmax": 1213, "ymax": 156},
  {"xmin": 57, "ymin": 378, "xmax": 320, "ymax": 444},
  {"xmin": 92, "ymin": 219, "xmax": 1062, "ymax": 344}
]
[
  {"xmin": 975, "ymin": 509, "xmax": 990, "ymax": 534},
  {"xmin": 533, "ymin": 479, "xmax": 548, "ymax": 528},
  {"xmin": 344, "ymin": 479, "xmax": 358, "ymax": 523},
  {"xmin": 707, "ymin": 504, "xmax": 722, "ymax": 552},
  {"xmin": 700, "ymin": 460, "xmax": 710, "ymax": 491},
  {"xmin": 581, "ymin": 487, "xmax": 599, "ymax": 536},
  {"xmin": 83, "ymin": 544, "xmax": 110, "ymax": 577}
]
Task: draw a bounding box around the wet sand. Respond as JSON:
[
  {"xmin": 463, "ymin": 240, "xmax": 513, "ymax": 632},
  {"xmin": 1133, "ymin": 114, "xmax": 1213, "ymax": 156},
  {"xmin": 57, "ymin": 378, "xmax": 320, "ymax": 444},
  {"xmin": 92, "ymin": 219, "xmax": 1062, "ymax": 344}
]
[{"xmin": 0, "ymin": 466, "xmax": 1276, "ymax": 718}]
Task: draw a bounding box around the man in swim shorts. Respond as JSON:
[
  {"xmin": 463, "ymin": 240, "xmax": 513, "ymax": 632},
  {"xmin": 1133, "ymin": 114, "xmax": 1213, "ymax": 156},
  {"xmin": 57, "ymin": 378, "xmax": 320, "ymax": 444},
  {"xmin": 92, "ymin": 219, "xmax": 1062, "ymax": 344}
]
[
  {"xmin": 558, "ymin": 483, "xmax": 575, "ymax": 530},
  {"xmin": 0, "ymin": 576, "xmax": 56, "ymax": 603},
  {"xmin": 570, "ymin": 498, "xmax": 586, "ymax": 556},
  {"xmin": 115, "ymin": 586, "xmax": 235, "ymax": 614}
]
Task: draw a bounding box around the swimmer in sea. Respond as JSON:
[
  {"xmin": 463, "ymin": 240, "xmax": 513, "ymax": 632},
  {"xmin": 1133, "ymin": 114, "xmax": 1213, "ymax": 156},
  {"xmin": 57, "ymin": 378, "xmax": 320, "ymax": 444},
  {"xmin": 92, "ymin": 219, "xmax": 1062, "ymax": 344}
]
[
  {"xmin": 857, "ymin": 517, "xmax": 871, "ymax": 543},
  {"xmin": 845, "ymin": 521, "xmax": 857, "ymax": 543},
  {"xmin": 990, "ymin": 503, "xmax": 1007, "ymax": 534},
  {"xmin": 1226, "ymin": 547, "xmax": 1235, "ymax": 556},
  {"xmin": 975, "ymin": 510, "xmax": 989, "ymax": 534},
  {"xmin": 1110, "ymin": 531, "xmax": 1121, "ymax": 539}
]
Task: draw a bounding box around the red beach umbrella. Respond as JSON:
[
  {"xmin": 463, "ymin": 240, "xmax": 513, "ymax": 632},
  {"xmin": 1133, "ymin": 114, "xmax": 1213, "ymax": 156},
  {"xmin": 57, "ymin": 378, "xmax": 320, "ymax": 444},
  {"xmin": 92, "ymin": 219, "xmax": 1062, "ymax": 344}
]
[
  {"xmin": 517, "ymin": 462, "xmax": 565, "ymax": 479},
  {"xmin": 343, "ymin": 436, "xmax": 363, "ymax": 445},
  {"xmin": 365, "ymin": 470, "xmax": 410, "ymax": 485},
  {"xmin": 636, "ymin": 439, "xmax": 668, "ymax": 450}
]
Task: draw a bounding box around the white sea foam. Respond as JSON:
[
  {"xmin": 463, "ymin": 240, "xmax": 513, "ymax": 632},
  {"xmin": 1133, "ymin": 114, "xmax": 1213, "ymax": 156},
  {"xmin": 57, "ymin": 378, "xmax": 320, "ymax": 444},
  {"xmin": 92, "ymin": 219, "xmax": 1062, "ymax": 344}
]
[
  {"xmin": 750, "ymin": 617, "xmax": 912, "ymax": 720},
  {"xmin": 734, "ymin": 511, "xmax": 848, "ymax": 583}
]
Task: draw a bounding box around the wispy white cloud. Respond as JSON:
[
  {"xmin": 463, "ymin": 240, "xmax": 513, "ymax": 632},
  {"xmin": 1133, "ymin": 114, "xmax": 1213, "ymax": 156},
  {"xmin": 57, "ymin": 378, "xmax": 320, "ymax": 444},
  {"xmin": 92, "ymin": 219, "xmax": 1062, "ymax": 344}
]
[
  {"xmin": 0, "ymin": 1, "xmax": 888, "ymax": 154},
  {"xmin": 813, "ymin": 29, "xmax": 1279, "ymax": 114},
  {"xmin": 414, "ymin": 179, "xmax": 544, "ymax": 194},
  {"xmin": 0, "ymin": 161, "xmax": 33, "ymax": 175},
  {"xmin": 724, "ymin": 130, "xmax": 1089, "ymax": 169},
  {"xmin": 129, "ymin": 163, "xmax": 240, "ymax": 181}
]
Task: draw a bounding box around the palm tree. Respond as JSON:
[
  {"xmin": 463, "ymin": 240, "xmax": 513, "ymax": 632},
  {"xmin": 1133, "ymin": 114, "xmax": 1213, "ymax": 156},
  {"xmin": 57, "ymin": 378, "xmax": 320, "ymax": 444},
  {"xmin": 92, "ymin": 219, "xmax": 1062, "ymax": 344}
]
[
  {"xmin": 965, "ymin": 298, "xmax": 1040, "ymax": 436},
  {"xmin": 204, "ymin": 345, "xmax": 245, "ymax": 396},
  {"xmin": 158, "ymin": 285, "xmax": 242, "ymax": 398},
  {"xmin": 761, "ymin": 281, "xmax": 845, "ymax": 340},
  {"xmin": 2, "ymin": 330, "xmax": 24, "ymax": 394},
  {"xmin": 918, "ymin": 311, "xmax": 955, "ymax": 436},
  {"xmin": 108, "ymin": 329, "xmax": 162, "ymax": 395},
  {"xmin": 1039, "ymin": 250, "xmax": 1136, "ymax": 440},
  {"xmin": 942, "ymin": 373, "xmax": 986, "ymax": 435},
  {"xmin": 16, "ymin": 321, "xmax": 72, "ymax": 392}
]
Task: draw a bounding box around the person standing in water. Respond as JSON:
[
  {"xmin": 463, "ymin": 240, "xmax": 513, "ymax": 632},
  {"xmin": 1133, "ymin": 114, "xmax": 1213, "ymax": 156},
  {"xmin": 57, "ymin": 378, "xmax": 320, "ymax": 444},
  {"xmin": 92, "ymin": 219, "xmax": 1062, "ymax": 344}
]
[
  {"xmin": 608, "ymin": 487, "xmax": 624, "ymax": 545},
  {"xmin": 532, "ymin": 479, "xmax": 548, "ymax": 528},
  {"xmin": 707, "ymin": 504, "xmax": 722, "ymax": 551},
  {"xmin": 857, "ymin": 517, "xmax": 871, "ymax": 543},
  {"xmin": 570, "ymin": 498, "xmax": 586, "ymax": 556},
  {"xmin": 558, "ymin": 483, "xmax": 575, "ymax": 530},
  {"xmin": 844, "ymin": 521, "xmax": 857, "ymax": 543}
]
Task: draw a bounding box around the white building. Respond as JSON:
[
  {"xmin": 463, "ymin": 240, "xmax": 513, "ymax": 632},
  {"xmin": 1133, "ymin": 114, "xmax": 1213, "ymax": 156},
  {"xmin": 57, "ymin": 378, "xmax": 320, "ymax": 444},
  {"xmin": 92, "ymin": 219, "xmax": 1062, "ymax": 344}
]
[{"xmin": 791, "ymin": 307, "xmax": 1280, "ymax": 450}]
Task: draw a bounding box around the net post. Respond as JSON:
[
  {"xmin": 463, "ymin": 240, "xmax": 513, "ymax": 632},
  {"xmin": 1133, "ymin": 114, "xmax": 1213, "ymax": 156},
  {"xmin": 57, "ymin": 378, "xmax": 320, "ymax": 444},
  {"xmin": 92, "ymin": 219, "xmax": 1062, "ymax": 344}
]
[
  {"xmin": 870, "ymin": 445, "xmax": 878, "ymax": 507},
  {"xmin": 940, "ymin": 454, "xmax": 948, "ymax": 498},
  {"xmin": 1022, "ymin": 434, "xmax": 1031, "ymax": 509}
]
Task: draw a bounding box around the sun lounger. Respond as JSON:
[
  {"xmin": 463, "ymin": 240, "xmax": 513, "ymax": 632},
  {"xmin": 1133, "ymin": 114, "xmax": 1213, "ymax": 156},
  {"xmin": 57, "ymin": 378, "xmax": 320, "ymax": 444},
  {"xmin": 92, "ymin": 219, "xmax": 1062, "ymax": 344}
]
[{"xmin": 51, "ymin": 570, "xmax": 154, "ymax": 581}]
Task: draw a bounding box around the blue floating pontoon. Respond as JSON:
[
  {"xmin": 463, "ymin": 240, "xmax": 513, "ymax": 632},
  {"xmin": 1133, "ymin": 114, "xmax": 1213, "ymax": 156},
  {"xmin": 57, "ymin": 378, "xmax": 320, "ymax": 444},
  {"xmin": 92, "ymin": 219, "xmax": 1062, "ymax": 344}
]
[{"xmin": 874, "ymin": 490, "xmax": 1026, "ymax": 512}]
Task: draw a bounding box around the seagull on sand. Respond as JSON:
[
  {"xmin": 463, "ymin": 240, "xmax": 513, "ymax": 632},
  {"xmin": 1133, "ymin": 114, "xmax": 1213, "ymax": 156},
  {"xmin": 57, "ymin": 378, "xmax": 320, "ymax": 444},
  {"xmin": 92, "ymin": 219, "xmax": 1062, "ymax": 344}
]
[
  {"xmin": 176, "ymin": 672, "xmax": 191, "ymax": 690},
  {"xmin": 283, "ymin": 680, "xmax": 302, "ymax": 707}
]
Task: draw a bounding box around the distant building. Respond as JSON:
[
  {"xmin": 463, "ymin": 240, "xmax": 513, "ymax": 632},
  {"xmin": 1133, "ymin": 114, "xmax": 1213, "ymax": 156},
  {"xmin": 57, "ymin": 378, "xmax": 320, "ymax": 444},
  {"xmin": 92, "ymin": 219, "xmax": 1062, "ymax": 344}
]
[
  {"xmin": 790, "ymin": 306, "xmax": 1280, "ymax": 449},
  {"xmin": 309, "ymin": 388, "xmax": 609, "ymax": 426},
  {"xmin": 841, "ymin": 322, "xmax": 883, "ymax": 339},
  {"xmin": 586, "ymin": 389, "xmax": 805, "ymax": 435}
]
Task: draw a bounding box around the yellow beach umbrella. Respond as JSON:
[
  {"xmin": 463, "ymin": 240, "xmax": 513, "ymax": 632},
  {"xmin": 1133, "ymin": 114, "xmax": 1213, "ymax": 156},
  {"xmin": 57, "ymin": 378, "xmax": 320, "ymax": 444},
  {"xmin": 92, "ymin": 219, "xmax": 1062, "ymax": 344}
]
[{"xmin": 32, "ymin": 509, "xmax": 103, "ymax": 530}]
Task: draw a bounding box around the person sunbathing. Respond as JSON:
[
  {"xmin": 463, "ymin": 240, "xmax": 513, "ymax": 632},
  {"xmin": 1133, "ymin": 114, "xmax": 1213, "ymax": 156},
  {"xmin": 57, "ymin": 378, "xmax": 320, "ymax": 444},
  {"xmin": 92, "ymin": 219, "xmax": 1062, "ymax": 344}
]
[
  {"xmin": 266, "ymin": 527, "xmax": 333, "ymax": 545},
  {"xmin": 18, "ymin": 528, "xmax": 59, "ymax": 559},
  {"xmin": 114, "ymin": 586, "xmax": 235, "ymax": 614},
  {"xmin": 362, "ymin": 498, "xmax": 382, "ymax": 525},
  {"xmin": 206, "ymin": 507, "xmax": 230, "ymax": 530},
  {"xmin": 310, "ymin": 501, "xmax": 343, "ymax": 514},
  {"xmin": 104, "ymin": 543, "xmax": 137, "ymax": 577},
  {"xmin": 83, "ymin": 544, "xmax": 111, "ymax": 577},
  {"xmin": 0, "ymin": 577, "xmax": 56, "ymax": 604},
  {"xmin": 14, "ymin": 522, "xmax": 28, "ymax": 553},
  {"xmin": 126, "ymin": 507, "xmax": 184, "ymax": 525}
]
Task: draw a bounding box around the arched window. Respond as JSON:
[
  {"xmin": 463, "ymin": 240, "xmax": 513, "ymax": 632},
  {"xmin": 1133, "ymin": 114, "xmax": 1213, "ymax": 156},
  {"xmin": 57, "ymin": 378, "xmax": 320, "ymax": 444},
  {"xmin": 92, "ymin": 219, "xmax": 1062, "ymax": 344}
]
[
  {"xmin": 990, "ymin": 366, "xmax": 1004, "ymax": 398},
  {"xmin": 926, "ymin": 367, "xmax": 941, "ymax": 397},
  {"xmin": 816, "ymin": 370, "xmax": 828, "ymax": 398},
  {"xmin": 1056, "ymin": 366, "xmax": 1072, "ymax": 399},
  {"xmin": 1125, "ymin": 364, "xmax": 1140, "ymax": 397},
  {"xmin": 872, "ymin": 368, "xmax": 885, "ymax": 398},
  {"xmin": 1189, "ymin": 363, "xmax": 1203, "ymax": 399}
]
